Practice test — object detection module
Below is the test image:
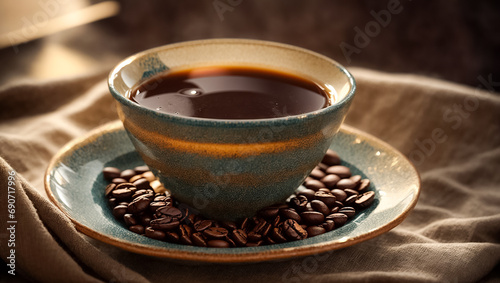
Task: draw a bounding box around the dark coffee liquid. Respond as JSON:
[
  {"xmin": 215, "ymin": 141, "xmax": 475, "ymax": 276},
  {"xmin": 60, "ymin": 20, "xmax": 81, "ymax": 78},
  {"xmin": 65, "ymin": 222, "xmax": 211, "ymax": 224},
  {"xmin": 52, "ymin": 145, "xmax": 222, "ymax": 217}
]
[{"xmin": 130, "ymin": 65, "xmax": 331, "ymax": 119}]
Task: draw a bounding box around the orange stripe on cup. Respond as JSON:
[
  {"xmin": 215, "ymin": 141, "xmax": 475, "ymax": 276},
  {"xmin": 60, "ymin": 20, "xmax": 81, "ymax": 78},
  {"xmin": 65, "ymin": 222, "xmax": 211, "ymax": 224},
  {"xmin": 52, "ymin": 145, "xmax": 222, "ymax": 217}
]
[
  {"xmin": 123, "ymin": 119, "xmax": 323, "ymax": 158},
  {"xmin": 140, "ymin": 154, "xmax": 316, "ymax": 187}
]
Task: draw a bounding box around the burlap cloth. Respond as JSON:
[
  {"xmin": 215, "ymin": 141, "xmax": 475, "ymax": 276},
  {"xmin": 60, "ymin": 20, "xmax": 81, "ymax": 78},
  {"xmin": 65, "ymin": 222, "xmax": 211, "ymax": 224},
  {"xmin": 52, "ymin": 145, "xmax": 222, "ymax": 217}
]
[{"xmin": 1, "ymin": 68, "xmax": 499, "ymax": 282}]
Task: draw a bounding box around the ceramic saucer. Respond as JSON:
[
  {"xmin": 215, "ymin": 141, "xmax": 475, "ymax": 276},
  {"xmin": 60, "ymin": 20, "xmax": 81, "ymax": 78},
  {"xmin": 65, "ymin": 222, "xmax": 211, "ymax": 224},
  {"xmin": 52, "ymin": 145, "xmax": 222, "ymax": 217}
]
[{"xmin": 45, "ymin": 121, "xmax": 420, "ymax": 263}]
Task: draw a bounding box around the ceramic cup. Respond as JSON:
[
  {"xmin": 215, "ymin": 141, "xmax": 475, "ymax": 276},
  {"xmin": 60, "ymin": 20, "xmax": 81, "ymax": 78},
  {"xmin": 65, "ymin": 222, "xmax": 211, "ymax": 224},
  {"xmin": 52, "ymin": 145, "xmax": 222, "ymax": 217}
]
[{"xmin": 108, "ymin": 39, "xmax": 356, "ymax": 220}]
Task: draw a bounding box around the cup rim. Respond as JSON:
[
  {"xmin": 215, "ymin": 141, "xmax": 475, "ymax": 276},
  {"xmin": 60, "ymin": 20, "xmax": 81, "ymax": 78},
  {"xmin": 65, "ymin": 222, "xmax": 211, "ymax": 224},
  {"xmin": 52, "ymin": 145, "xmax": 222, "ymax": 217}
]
[{"xmin": 108, "ymin": 38, "xmax": 356, "ymax": 127}]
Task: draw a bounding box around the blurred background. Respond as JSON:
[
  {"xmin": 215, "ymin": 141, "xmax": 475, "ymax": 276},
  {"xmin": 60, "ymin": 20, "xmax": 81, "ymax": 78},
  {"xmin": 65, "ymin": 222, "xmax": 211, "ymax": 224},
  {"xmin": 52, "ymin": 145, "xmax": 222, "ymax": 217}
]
[{"xmin": 0, "ymin": 0, "xmax": 499, "ymax": 87}]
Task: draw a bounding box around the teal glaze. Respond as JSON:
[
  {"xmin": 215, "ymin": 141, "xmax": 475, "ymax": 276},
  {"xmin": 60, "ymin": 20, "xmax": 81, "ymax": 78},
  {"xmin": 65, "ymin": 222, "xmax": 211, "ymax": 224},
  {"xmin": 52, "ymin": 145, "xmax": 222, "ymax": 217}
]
[
  {"xmin": 139, "ymin": 54, "xmax": 168, "ymax": 79},
  {"xmin": 44, "ymin": 121, "xmax": 420, "ymax": 262},
  {"xmin": 108, "ymin": 39, "xmax": 356, "ymax": 220}
]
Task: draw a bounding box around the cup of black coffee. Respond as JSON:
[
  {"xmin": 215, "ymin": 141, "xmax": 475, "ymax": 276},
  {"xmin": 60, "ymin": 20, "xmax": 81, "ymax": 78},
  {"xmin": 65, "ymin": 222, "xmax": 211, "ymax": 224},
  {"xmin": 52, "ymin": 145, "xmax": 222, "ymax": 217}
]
[{"xmin": 108, "ymin": 39, "xmax": 355, "ymax": 220}]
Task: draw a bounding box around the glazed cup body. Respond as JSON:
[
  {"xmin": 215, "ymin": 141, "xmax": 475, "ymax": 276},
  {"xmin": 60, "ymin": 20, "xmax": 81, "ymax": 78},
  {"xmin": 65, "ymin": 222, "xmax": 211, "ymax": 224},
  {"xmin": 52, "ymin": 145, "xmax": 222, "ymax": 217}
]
[{"xmin": 108, "ymin": 39, "xmax": 356, "ymax": 220}]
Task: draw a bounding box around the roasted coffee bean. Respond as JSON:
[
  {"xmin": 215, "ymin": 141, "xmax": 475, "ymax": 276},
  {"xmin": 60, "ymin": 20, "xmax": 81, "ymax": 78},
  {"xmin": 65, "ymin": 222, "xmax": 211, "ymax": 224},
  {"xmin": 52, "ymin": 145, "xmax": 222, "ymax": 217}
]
[
  {"xmin": 179, "ymin": 225, "xmax": 193, "ymax": 245},
  {"xmin": 150, "ymin": 216, "xmax": 179, "ymax": 230},
  {"xmin": 320, "ymin": 174, "xmax": 341, "ymax": 188},
  {"xmin": 150, "ymin": 180, "xmax": 164, "ymax": 193},
  {"xmin": 301, "ymin": 224, "xmax": 309, "ymax": 233},
  {"xmin": 191, "ymin": 232, "xmax": 207, "ymax": 247},
  {"xmin": 270, "ymin": 227, "xmax": 287, "ymax": 243},
  {"xmin": 194, "ymin": 220, "xmax": 213, "ymax": 232},
  {"xmin": 317, "ymin": 163, "xmax": 329, "ymax": 171},
  {"xmin": 129, "ymin": 225, "xmax": 145, "ymax": 234},
  {"xmin": 307, "ymin": 226, "xmax": 326, "ymax": 237},
  {"xmin": 231, "ymin": 229, "xmax": 248, "ymax": 246},
  {"xmin": 225, "ymin": 236, "xmax": 236, "ymax": 247},
  {"xmin": 140, "ymin": 214, "xmax": 153, "ymax": 226},
  {"xmin": 326, "ymin": 213, "xmax": 348, "ymax": 227},
  {"xmin": 247, "ymin": 232, "xmax": 262, "ymax": 242},
  {"xmin": 154, "ymin": 195, "xmax": 167, "ymax": 202},
  {"xmin": 145, "ymin": 227, "xmax": 165, "ymax": 240},
  {"xmin": 240, "ymin": 218, "xmax": 250, "ymax": 230},
  {"xmin": 142, "ymin": 171, "xmax": 156, "ymax": 182},
  {"xmin": 265, "ymin": 236, "xmax": 276, "ymax": 245},
  {"xmin": 336, "ymin": 178, "xmax": 356, "ymax": 190},
  {"xmin": 314, "ymin": 191, "xmax": 336, "ymax": 207},
  {"xmin": 261, "ymin": 223, "xmax": 271, "ymax": 236},
  {"xmin": 179, "ymin": 208, "xmax": 190, "ymax": 222},
  {"xmin": 120, "ymin": 169, "xmax": 136, "ymax": 181},
  {"xmin": 105, "ymin": 183, "xmax": 117, "ymax": 198},
  {"xmin": 162, "ymin": 231, "xmax": 178, "ymax": 243},
  {"xmin": 289, "ymin": 195, "xmax": 308, "ymax": 212},
  {"xmin": 203, "ymin": 227, "xmax": 228, "ymax": 239},
  {"xmin": 344, "ymin": 195, "xmax": 358, "ymax": 205},
  {"xmin": 310, "ymin": 200, "xmax": 330, "ymax": 215},
  {"xmin": 251, "ymin": 220, "xmax": 267, "ymax": 234},
  {"xmin": 344, "ymin": 189, "xmax": 359, "ymax": 196},
  {"xmin": 355, "ymin": 191, "xmax": 375, "ymax": 208},
  {"xmin": 272, "ymin": 215, "xmax": 281, "ymax": 227},
  {"xmin": 350, "ymin": 175, "xmax": 362, "ymax": 184},
  {"xmin": 283, "ymin": 219, "xmax": 308, "ymax": 241},
  {"xmin": 156, "ymin": 206, "xmax": 182, "ymax": 219},
  {"xmin": 141, "ymin": 193, "xmax": 155, "ymax": 201},
  {"xmin": 123, "ymin": 214, "xmax": 138, "ymax": 226},
  {"xmin": 112, "ymin": 178, "xmax": 128, "ymax": 184},
  {"xmin": 339, "ymin": 207, "xmax": 356, "ymax": 218},
  {"xmin": 185, "ymin": 214, "xmax": 197, "ymax": 225},
  {"xmin": 325, "ymin": 165, "xmax": 351, "ymax": 178},
  {"xmin": 134, "ymin": 165, "xmax": 150, "ymax": 174},
  {"xmin": 300, "ymin": 211, "xmax": 325, "ymax": 225},
  {"xmin": 357, "ymin": 179, "xmax": 371, "ymax": 192},
  {"xmin": 304, "ymin": 202, "xmax": 314, "ymax": 212},
  {"xmin": 112, "ymin": 205, "xmax": 128, "ymax": 219},
  {"xmin": 318, "ymin": 188, "xmax": 331, "ymax": 194},
  {"xmin": 304, "ymin": 179, "xmax": 326, "ymax": 191},
  {"xmin": 131, "ymin": 189, "xmax": 148, "ymax": 200},
  {"xmin": 132, "ymin": 178, "xmax": 151, "ymax": 190},
  {"xmin": 128, "ymin": 195, "xmax": 151, "ymax": 214},
  {"xmin": 108, "ymin": 197, "xmax": 117, "ymax": 207},
  {"xmin": 309, "ymin": 168, "xmax": 326, "ymax": 179},
  {"xmin": 112, "ymin": 188, "xmax": 133, "ymax": 200},
  {"xmin": 149, "ymin": 201, "xmax": 167, "ymax": 213},
  {"xmin": 330, "ymin": 206, "xmax": 340, "ymax": 214},
  {"xmin": 297, "ymin": 189, "xmax": 316, "ymax": 201},
  {"xmin": 322, "ymin": 150, "xmax": 341, "ymax": 166},
  {"xmin": 258, "ymin": 206, "xmax": 279, "ymax": 219},
  {"xmin": 331, "ymin": 189, "xmax": 347, "ymax": 202},
  {"xmin": 304, "ymin": 176, "xmax": 314, "ymax": 183},
  {"xmin": 279, "ymin": 208, "xmax": 301, "ymax": 223},
  {"xmin": 220, "ymin": 221, "xmax": 237, "ymax": 231},
  {"xmin": 129, "ymin": 174, "xmax": 143, "ymax": 183},
  {"xmin": 333, "ymin": 201, "xmax": 344, "ymax": 209},
  {"xmin": 208, "ymin": 239, "xmax": 230, "ymax": 248},
  {"xmin": 162, "ymin": 198, "xmax": 174, "ymax": 207},
  {"xmin": 116, "ymin": 182, "xmax": 136, "ymax": 191},
  {"xmin": 322, "ymin": 220, "xmax": 335, "ymax": 232},
  {"xmin": 103, "ymin": 167, "xmax": 121, "ymax": 181}
]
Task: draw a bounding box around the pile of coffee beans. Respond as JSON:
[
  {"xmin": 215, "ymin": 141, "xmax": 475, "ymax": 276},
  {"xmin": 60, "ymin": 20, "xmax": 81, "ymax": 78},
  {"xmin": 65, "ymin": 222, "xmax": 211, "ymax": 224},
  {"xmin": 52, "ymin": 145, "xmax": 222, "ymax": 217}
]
[{"xmin": 103, "ymin": 150, "xmax": 375, "ymax": 248}]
